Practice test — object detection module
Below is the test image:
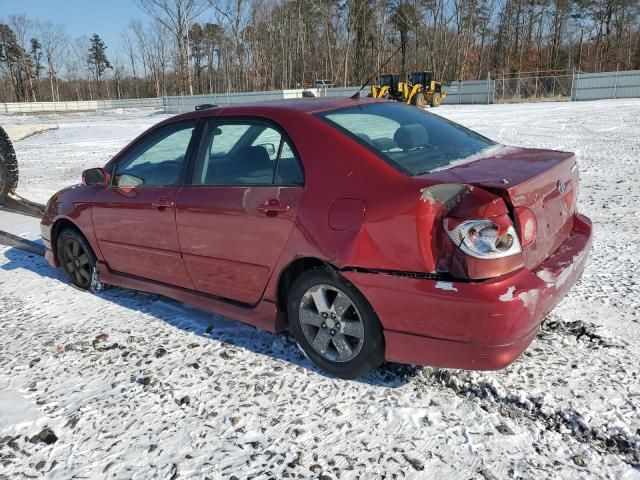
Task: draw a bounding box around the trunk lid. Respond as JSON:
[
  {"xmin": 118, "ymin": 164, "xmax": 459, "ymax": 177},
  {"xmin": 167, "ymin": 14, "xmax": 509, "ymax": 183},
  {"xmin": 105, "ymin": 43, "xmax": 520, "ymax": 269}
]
[{"xmin": 421, "ymin": 146, "xmax": 579, "ymax": 269}]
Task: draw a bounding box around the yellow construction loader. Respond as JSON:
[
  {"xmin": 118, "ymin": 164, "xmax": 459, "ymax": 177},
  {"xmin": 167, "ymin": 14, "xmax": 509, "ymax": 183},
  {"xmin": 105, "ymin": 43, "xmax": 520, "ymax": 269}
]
[
  {"xmin": 399, "ymin": 71, "xmax": 446, "ymax": 107},
  {"xmin": 369, "ymin": 74, "xmax": 400, "ymax": 99}
]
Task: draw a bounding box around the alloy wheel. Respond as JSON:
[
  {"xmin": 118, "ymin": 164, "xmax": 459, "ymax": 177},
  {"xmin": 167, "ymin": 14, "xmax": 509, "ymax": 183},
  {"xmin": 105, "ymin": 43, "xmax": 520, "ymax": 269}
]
[
  {"xmin": 61, "ymin": 237, "xmax": 92, "ymax": 289},
  {"xmin": 298, "ymin": 284, "xmax": 365, "ymax": 363}
]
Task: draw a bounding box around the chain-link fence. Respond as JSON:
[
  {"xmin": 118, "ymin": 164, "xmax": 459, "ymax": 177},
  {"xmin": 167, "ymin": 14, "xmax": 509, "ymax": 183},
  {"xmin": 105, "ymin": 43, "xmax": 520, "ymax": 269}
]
[{"xmin": 493, "ymin": 72, "xmax": 574, "ymax": 103}]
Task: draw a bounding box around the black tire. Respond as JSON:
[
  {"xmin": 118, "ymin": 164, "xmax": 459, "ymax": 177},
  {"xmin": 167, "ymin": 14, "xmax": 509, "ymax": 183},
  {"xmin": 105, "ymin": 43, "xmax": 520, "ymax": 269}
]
[
  {"xmin": 0, "ymin": 125, "xmax": 19, "ymax": 205},
  {"xmin": 56, "ymin": 227, "xmax": 104, "ymax": 291},
  {"xmin": 287, "ymin": 267, "xmax": 384, "ymax": 379},
  {"xmin": 413, "ymin": 92, "xmax": 426, "ymax": 108},
  {"xmin": 430, "ymin": 92, "xmax": 442, "ymax": 107}
]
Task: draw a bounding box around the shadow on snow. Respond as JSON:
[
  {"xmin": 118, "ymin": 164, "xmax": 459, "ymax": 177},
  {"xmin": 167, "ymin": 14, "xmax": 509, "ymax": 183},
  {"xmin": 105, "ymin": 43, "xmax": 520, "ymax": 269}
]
[{"xmin": 1, "ymin": 246, "xmax": 419, "ymax": 387}]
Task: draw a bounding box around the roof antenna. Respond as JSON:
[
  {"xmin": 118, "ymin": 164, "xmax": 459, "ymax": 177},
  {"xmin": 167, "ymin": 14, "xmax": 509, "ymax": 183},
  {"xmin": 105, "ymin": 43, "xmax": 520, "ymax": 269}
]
[{"xmin": 351, "ymin": 40, "xmax": 408, "ymax": 99}]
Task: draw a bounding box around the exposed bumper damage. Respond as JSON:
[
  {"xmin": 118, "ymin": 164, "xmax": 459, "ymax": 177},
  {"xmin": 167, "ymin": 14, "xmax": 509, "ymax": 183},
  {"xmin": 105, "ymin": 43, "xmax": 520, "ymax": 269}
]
[{"xmin": 343, "ymin": 213, "xmax": 593, "ymax": 370}]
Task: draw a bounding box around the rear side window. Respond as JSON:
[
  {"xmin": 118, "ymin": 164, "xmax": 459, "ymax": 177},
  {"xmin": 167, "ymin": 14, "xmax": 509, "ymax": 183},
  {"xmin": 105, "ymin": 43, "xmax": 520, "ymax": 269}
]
[
  {"xmin": 193, "ymin": 121, "xmax": 303, "ymax": 186},
  {"xmin": 114, "ymin": 122, "xmax": 196, "ymax": 187},
  {"xmin": 319, "ymin": 103, "xmax": 495, "ymax": 175}
]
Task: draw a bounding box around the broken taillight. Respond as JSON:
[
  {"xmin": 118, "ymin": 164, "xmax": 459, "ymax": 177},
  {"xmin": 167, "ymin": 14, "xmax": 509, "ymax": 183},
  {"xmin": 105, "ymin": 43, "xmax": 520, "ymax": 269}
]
[{"xmin": 443, "ymin": 214, "xmax": 522, "ymax": 260}]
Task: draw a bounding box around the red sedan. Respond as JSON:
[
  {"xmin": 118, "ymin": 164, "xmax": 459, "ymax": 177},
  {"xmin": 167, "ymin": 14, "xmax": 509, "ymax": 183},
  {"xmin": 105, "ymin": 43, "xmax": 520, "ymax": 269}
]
[{"xmin": 41, "ymin": 98, "xmax": 592, "ymax": 378}]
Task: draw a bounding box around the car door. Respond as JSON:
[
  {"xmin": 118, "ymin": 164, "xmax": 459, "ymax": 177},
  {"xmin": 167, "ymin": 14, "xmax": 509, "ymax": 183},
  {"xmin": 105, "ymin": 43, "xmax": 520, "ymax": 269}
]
[
  {"xmin": 176, "ymin": 119, "xmax": 304, "ymax": 305},
  {"xmin": 92, "ymin": 120, "xmax": 200, "ymax": 289}
]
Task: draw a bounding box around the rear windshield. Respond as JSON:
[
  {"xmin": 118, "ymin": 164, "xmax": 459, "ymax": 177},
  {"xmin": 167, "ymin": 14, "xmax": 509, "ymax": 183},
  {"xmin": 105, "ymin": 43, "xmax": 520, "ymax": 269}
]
[{"xmin": 318, "ymin": 102, "xmax": 495, "ymax": 175}]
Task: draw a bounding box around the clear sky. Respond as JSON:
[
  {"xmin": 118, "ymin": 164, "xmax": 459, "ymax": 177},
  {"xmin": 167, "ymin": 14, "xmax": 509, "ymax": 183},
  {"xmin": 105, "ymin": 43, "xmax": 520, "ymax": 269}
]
[{"xmin": 2, "ymin": 0, "xmax": 164, "ymax": 53}]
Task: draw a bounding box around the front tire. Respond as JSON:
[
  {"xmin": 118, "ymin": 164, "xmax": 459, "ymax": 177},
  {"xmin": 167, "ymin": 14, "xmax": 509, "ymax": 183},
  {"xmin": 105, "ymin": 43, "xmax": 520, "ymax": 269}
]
[
  {"xmin": 57, "ymin": 228, "xmax": 102, "ymax": 291},
  {"xmin": 431, "ymin": 92, "xmax": 442, "ymax": 107},
  {"xmin": 287, "ymin": 268, "xmax": 384, "ymax": 378},
  {"xmin": 413, "ymin": 92, "xmax": 426, "ymax": 108}
]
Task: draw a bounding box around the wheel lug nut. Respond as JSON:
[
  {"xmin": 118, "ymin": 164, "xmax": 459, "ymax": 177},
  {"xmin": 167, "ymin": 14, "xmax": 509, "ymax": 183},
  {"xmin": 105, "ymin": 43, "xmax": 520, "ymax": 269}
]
[
  {"xmin": 330, "ymin": 329, "xmax": 335, "ymax": 335},
  {"xmin": 335, "ymin": 322, "xmax": 340, "ymax": 329},
  {"xmin": 321, "ymin": 323, "xmax": 327, "ymax": 329},
  {"xmin": 321, "ymin": 312, "xmax": 328, "ymax": 318}
]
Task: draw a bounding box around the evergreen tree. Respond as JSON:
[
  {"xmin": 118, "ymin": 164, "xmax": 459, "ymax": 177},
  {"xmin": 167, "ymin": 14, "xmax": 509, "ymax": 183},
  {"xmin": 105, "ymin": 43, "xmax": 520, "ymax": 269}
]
[
  {"xmin": 30, "ymin": 37, "xmax": 43, "ymax": 79},
  {"xmin": 87, "ymin": 33, "xmax": 111, "ymax": 84},
  {"xmin": 189, "ymin": 23, "xmax": 205, "ymax": 94},
  {"xmin": 0, "ymin": 24, "xmax": 30, "ymax": 100}
]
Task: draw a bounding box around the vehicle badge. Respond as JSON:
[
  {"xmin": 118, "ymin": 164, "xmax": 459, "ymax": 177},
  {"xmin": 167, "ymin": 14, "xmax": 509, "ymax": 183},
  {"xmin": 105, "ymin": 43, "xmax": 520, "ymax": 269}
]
[{"xmin": 557, "ymin": 180, "xmax": 566, "ymax": 194}]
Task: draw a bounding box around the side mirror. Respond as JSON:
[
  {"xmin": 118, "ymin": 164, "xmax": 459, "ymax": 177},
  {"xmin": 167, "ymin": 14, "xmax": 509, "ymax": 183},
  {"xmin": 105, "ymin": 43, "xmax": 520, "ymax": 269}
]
[{"xmin": 82, "ymin": 168, "xmax": 109, "ymax": 186}]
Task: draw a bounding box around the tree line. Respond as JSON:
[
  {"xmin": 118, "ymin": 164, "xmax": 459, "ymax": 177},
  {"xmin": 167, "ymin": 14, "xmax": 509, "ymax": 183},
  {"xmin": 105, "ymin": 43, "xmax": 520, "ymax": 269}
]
[{"xmin": 1, "ymin": 0, "xmax": 639, "ymax": 103}]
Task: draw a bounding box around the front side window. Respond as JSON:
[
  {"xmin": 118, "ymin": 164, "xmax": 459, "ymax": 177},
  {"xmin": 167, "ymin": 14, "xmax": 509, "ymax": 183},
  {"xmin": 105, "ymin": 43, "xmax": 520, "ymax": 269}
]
[
  {"xmin": 114, "ymin": 123, "xmax": 196, "ymax": 187},
  {"xmin": 194, "ymin": 121, "xmax": 303, "ymax": 186},
  {"xmin": 319, "ymin": 103, "xmax": 495, "ymax": 175}
]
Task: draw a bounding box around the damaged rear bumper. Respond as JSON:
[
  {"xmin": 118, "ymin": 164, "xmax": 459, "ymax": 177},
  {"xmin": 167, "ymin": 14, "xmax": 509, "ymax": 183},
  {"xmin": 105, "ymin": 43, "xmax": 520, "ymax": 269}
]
[{"xmin": 343, "ymin": 213, "xmax": 593, "ymax": 370}]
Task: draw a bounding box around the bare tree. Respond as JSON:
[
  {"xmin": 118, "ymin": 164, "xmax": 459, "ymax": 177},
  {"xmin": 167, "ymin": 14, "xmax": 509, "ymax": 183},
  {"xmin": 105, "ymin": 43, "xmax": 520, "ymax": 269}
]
[
  {"xmin": 122, "ymin": 29, "xmax": 140, "ymax": 97},
  {"xmin": 7, "ymin": 14, "xmax": 36, "ymax": 100},
  {"xmin": 38, "ymin": 21, "xmax": 67, "ymax": 101},
  {"xmin": 2, "ymin": 0, "xmax": 640, "ymax": 102},
  {"xmin": 135, "ymin": 0, "xmax": 206, "ymax": 95}
]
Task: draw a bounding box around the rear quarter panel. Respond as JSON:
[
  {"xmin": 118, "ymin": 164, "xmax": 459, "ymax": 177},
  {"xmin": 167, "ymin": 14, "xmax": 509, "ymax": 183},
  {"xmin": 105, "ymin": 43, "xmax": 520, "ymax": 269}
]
[{"xmin": 257, "ymin": 110, "xmax": 447, "ymax": 301}]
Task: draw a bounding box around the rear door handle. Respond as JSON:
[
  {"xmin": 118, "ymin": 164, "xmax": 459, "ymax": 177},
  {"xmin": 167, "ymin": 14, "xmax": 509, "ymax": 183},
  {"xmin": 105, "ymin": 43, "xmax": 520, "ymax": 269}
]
[
  {"xmin": 152, "ymin": 197, "xmax": 175, "ymax": 210},
  {"xmin": 258, "ymin": 199, "xmax": 290, "ymax": 216}
]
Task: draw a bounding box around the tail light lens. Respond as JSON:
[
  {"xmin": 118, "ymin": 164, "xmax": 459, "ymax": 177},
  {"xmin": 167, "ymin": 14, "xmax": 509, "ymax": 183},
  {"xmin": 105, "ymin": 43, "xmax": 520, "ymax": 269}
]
[
  {"xmin": 444, "ymin": 215, "xmax": 522, "ymax": 259},
  {"xmin": 515, "ymin": 207, "xmax": 537, "ymax": 247}
]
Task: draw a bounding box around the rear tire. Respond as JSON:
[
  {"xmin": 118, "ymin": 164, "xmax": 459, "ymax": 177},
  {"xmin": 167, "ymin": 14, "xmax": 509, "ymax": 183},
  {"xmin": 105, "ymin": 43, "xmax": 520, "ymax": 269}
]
[
  {"xmin": 287, "ymin": 267, "xmax": 384, "ymax": 379},
  {"xmin": 431, "ymin": 92, "xmax": 442, "ymax": 107},
  {"xmin": 56, "ymin": 228, "xmax": 105, "ymax": 291},
  {"xmin": 0, "ymin": 125, "xmax": 19, "ymax": 205}
]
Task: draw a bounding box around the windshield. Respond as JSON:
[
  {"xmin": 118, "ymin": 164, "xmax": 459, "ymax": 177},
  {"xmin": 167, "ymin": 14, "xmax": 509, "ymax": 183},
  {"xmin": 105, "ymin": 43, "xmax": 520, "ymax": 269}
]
[{"xmin": 319, "ymin": 102, "xmax": 496, "ymax": 175}]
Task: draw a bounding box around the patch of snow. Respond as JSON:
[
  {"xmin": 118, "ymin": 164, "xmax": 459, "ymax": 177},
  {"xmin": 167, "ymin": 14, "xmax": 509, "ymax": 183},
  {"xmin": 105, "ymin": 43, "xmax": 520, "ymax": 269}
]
[
  {"xmin": 0, "ymin": 389, "xmax": 54, "ymax": 436},
  {"xmin": 366, "ymin": 405, "xmax": 431, "ymax": 428},
  {"xmin": 0, "ymin": 209, "xmax": 42, "ymax": 241},
  {"xmin": 2, "ymin": 124, "xmax": 57, "ymax": 142},
  {"xmin": 1, "ymin": 110, "xmax": 169, "ymax": 204}
]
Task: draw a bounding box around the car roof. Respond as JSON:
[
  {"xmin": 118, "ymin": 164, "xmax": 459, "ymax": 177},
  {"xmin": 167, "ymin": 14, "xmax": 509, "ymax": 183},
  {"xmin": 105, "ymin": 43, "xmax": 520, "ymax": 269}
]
[{"xmin": 166, "ymin": 96, "xmax": 385, "ymax": 123}]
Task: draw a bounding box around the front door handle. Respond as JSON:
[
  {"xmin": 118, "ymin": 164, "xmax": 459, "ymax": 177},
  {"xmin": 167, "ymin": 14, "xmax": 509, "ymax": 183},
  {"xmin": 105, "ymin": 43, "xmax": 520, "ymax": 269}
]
[
  {"xmin": 258, "ymin": 199, "xmax": 290, "ymax": 216},
  {"xmin": 152, "ymin": 197, "xmax": 175, "ymax": 211}
]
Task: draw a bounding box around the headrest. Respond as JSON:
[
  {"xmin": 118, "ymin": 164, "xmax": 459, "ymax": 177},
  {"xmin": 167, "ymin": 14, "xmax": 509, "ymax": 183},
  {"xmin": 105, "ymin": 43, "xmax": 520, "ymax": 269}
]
[
  {"xmin": 393, "ymin": 124, "xmax": 429, "ymax": 150},
  {"xmin": 239, "ymin": 145, "xmax": 272, "ymax": 174},
  {"xmin": 356, "ymin": 133, "xmax": 373, "ymax": 144}
]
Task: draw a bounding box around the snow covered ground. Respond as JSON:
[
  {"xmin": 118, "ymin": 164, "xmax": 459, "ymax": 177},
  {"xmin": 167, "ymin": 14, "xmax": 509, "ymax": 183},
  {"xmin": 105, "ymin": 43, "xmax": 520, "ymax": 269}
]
[
  {"xmin": 1, "ymin": 109, "xmax": 168, "ymax": 205},
  {"xmin": 0, "ymin": 101, "xmax": 639, "ymax": 479}
]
